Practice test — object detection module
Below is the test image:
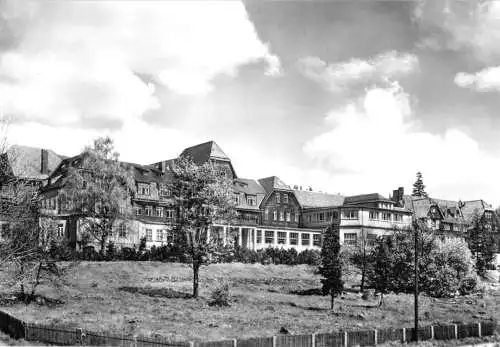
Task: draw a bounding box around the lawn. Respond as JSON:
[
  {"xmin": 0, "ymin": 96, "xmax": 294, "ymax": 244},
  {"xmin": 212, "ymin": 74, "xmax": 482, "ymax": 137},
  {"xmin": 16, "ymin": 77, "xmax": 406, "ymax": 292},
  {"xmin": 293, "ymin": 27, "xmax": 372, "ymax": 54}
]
[{"xmin": 0, "ymin": 261, "xmax": 498, "ymax": 343}]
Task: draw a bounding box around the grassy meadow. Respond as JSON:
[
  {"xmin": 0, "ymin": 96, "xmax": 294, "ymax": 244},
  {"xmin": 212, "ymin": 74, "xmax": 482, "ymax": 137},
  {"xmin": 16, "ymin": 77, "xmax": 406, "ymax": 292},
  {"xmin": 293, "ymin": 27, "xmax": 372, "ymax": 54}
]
[{"xmin": 0, "ymin": 262, "xmax": 498, "ymax": 343}]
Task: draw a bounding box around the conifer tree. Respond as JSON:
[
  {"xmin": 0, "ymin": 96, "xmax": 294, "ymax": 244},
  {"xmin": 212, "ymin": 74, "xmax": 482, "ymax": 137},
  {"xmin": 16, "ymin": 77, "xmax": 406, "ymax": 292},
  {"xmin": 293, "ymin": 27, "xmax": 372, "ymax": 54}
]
[
  {"xmin": 319, "ymin": 225, "xmax": 344, "ymax": 310},
  {"xmin": 367, "ymin": 236, "xmax": 393, "ymax": 306},
  {"xmin": 412, "ymin": 172, "xmax": 428, "ymax": 197}
]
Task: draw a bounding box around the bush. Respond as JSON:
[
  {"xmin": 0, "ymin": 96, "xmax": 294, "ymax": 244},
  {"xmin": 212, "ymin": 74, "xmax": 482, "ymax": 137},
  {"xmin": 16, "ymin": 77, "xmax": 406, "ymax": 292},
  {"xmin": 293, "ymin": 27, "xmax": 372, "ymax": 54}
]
[
  {"xmin": 209, "ymin": 280, "xmax": 231, "ymax": 307},
  {"xmin": 459, "ymin": 276, "xmax": 478, "ymax": 296},
  {"xmin": 105, "ymin": 241, "xmax": 116, "ymax": 261}
]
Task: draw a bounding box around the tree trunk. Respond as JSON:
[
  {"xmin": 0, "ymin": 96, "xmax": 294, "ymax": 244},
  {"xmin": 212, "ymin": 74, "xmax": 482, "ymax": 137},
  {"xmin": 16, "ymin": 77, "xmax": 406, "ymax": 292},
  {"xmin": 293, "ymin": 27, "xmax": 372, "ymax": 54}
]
[
  {"xmin": 192, "ymin": 262, "xmax": 199, "ymax": 298},
  {"xmin": 379, "ymin": 292, "xmax": 384, "ymax": 307},
  {"xmin": 30, "ymin": 262, "xmax": 43, "ymax": 297},
  {"xmin": 360, "ymin": 261, "xmax": 366, "ymax": 292},
  {"xmin": 330, "ymin": 290, "xmax": 334, "ymax": 310},
  {"xmin": 19, "ymin": 262, "xmax": 26, "ymax": 302}
]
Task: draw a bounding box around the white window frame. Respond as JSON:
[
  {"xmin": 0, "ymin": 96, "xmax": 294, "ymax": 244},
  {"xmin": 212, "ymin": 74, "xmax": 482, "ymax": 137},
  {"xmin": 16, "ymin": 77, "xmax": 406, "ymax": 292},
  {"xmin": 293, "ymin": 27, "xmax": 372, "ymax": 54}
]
[{"xmin": 156, "ymin": 207, "xmax": 163, "ymax": 217}]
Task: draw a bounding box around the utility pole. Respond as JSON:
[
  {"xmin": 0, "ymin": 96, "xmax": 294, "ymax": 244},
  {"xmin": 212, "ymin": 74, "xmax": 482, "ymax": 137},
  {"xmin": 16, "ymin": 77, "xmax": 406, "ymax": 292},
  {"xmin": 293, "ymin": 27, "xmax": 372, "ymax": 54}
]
[{"xmin": 414, "ymin": 220, "xmax": 419, "ymax": 343}]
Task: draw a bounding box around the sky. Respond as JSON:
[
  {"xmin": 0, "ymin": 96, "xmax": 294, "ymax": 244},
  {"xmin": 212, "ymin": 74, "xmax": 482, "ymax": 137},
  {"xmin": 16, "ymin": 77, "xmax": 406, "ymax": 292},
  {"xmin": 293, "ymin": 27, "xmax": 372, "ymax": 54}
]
[{"xmin": 1, "ymin": 0, "xmax": 499, "ymax": 206}]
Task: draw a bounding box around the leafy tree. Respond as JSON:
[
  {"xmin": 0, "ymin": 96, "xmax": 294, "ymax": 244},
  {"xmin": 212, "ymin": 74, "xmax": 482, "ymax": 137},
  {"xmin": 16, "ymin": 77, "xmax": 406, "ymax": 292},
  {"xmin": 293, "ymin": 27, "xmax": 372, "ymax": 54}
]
[
  {"xmin": 367, "ymin": 236, "xmax": 393, "ymax": 306},
  {"xmin": 382, "ymin": 225, "xmax": 477, "ymax": 298},
  {"xmin": 170, "ymin": 156, "xmax": 237, "ymax": 298},
  {"xmin": 348, "ymin": 229, "xmax": 374, "ymax": 292},
  {"xmin": 319, "ymin": 225, "xmax": 344, "ymax": 310},
  {"xmin": 411, "ymin": 171, "xmax": 428, "ymax": 197},
  {"xmin": 64, "ymin": 137, "xmax": 135, "ymax": 255},
  {"xmin": 467, "ymin": 211, "xmax": 498, "ymax": 276}
]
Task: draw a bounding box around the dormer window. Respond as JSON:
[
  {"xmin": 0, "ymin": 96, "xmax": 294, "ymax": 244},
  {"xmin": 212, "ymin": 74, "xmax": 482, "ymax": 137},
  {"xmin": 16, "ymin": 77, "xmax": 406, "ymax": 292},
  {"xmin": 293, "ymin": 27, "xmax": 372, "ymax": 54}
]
[
  {"xmin": 275, "ymin": 193, "xmax": 280, "ymax": 203},
  {"xmin": 138, "ymin": 183, "xmax": 150, "ymax": 196},
  {"xmin": 246, "ymin": 195, "xmax": 256, "ymax": 206},
  {"xmin": 283, "ymin": 194, "xmax": 288, "ymax": 204}
]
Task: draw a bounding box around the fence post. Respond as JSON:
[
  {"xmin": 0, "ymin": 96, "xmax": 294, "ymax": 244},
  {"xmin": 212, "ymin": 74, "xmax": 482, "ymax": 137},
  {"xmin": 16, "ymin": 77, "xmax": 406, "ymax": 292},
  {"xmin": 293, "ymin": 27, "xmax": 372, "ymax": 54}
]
[
  {"xmin": 134, "ymin": 335, "xmax": 138, "ymax": 347},
  {"xmin": 24, "ymin": 322, "xmax": 28, "ymax": 341},
  {"xmin": 232, "ymin": 338, "xmax": 237, "ymax": 347},
  {"xmin": 454, "ymin": 324, "xmax": 458, "ymax": 339},
  {"xmin": 344, "ymin": 331, "xmax": 348, "ymax": 346},
  {"xmin": 189, "ymin": 341, "xmax": 194, "ymax": 347},
  {"xmin": 402, "ymin": 328, "xmax": 406, "ymax": 343},
  {"xmin": 311, "ymin": 333, "xmax": 315, "ymax": 347},
  {"xmin": 430, "ymin": 325, "xmax": 434, "ymax": 340},
  {"xmin": 373, "ymin": 329, "xmax": 377, "ymax": 345},
  {"xmin": 478, "ymin": 322, "xmax": 482, "ymax": 337},
  {"xmin": 77, "ymin": 328, "xmax": 83, "ymax": 345}
]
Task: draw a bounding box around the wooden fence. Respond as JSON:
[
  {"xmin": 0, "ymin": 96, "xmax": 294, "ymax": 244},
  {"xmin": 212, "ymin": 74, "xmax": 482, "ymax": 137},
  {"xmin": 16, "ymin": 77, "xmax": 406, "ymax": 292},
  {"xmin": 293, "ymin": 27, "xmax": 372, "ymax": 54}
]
[{"xmin": 0, "ymin": 309, "xmax": 497, "ymax": 346}]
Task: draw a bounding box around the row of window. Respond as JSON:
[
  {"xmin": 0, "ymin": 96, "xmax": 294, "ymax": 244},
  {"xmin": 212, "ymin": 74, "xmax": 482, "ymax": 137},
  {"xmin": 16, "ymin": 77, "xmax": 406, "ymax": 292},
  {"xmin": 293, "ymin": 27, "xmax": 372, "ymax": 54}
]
[
  {"xmin": 275, "ymin": 192, "xmax": 290, "ymax": 204},
  {"xmin": 135, "ymin": 206, "xmax": 175, "ymax": 218},
  {"xmin": 343, "ymin": 233, "xmax": 378, "ymax": 246},
  {"xmin": 305, "ymin": 211, "xmax": 339, "ymax": 224},
  {"xmin": 368, "ymin": 211, "xmax": 404, "ymax": 222},
  {"xmin": 264, "ymin": 208, "xmax": 298, "ymax": 223},
  {"xmin": 233, "ymin": 194, "xmax": 257, "ymax": 206},
  {"xmin": 145, "ymin": 228, "xmax": 176, "ymax": 243},
  {"xmin": 137, "ymin": 183, "xmax": 172, "ymax": 198},
  {"xmin": 255, "ymin": 230, "xmax": 321, "ymax": 247}
]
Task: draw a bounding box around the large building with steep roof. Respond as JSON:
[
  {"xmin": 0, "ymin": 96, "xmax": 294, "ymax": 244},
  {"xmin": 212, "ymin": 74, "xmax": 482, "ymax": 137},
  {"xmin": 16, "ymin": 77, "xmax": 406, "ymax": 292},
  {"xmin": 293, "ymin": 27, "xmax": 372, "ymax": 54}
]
[{"xmin": 4, "ymin": 140, "xmax": 499, "ymax": 252}]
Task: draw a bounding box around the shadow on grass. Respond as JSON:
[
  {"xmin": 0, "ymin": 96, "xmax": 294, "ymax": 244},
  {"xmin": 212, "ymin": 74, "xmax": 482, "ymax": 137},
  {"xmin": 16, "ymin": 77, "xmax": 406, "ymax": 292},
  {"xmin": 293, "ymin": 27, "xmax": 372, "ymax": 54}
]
[
  {"xmin": 290, "ymin": 287, "xmax": 360, "ymax": 296},
  {"xmin": 0, "ymin": 293, "xmax": 64, "ymax": 307},
  {"xmin": 287, "ymin": 301, "xmax": 329, "ymax": 311},
  {"xmin": 119, "ymin": 286, "xmax": 192, "ymax": 299},
  {"xmin": 289, "ymin": 288, "xmax": 323, "ymax": 296}
]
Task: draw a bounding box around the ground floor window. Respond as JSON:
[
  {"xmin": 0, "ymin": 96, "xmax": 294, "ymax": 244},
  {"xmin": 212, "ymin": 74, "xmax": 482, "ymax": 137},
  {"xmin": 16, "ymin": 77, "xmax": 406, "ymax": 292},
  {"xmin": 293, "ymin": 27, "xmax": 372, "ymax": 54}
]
[
  {"xmin": 119, "ymin": 223, "xmax": 127, "ymax": 238},
  {"xmin": 313, "ymin": 234, "xmax": 321, "ymax": 247},
  {"xmin": 277, "ymin": 231, "xmax": 286, "ymax": 244},
  {"xmin": 57, "ymin": 224, "xmax": 64, "ymax": 238},
  {"xmin": 265, "ymin": 230, "xmax": 274, "ymax": 244},
  {"xmin": 301, "ymin": 233, "xmax": 310, "ymax": 246},
  {"xmin": 289, "ymin": 232, "xmax": 298, "ymax": 245},
  {"xmin": 256, "ymin": 230, "xmax": 262, "ymax": 244},
  {"xmin": 146, "ymin": 229, "xmax": 153, "ymax": 242},
  {"xmin": 344, "ymin": 233, "xmax": 357, "ymax": 245},
  {"xmin": 156, "ymin": 230, "xmax": 163, "ymax": 241}
]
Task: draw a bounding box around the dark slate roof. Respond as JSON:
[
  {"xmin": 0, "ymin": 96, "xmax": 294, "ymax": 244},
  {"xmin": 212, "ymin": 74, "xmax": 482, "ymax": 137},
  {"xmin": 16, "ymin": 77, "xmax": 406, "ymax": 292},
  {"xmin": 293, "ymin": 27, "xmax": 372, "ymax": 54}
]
[
  {"xmin": 258, "ymin": 176, "xmax": 292, "ymax": 193},
  {"xmin": 233, "ymin": 178, "xmax": 266, "ymax": 195},
  {"xmin": 180, "ymin": 141, "xmax": 230, "ymax": 164},
  {"xmin": 343, "ymin": 193, "xmax": 392, "ymax": 205},
  {"xmin": 4, "ymin": 145, "xmax": 62, "ymax": 180},
  {"xmin": 233, "ymin": 178, "xmax": 266, "ymax": 211},
  {"xmin": 294, "ymin": 190, "xmax": 345, "ymax": 208}
]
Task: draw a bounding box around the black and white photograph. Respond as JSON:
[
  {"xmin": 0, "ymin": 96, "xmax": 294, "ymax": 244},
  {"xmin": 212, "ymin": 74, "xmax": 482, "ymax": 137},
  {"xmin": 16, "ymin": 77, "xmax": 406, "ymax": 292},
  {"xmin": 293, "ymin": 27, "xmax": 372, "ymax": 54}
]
[{"xmin": 0, "ymin": 0, "xmax": 499, "ymax": 346}]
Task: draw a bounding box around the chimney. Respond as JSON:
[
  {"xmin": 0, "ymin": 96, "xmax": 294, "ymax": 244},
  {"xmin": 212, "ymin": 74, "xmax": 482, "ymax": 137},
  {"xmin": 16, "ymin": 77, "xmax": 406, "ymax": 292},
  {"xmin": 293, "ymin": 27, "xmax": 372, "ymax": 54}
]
[
  {"xmin": 41, "ymin": 149, "xmax": 49, "ymax": 174},
  {"xmin": 160, "ymin": 161, "xmax": 166, "ymax": 173}
]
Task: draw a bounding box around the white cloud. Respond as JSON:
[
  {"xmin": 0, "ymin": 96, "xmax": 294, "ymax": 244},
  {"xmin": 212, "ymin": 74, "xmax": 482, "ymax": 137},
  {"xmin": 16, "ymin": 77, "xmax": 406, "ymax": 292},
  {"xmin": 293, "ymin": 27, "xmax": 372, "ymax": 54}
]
[
  {"xmin": 297, "ymin": 51, "xmax": 418, "ymax": 92},
  {"xmin": 6, "ymin": 119, "xmax": 197, "ymax": 165},
  {"xmin": 302, "ymin": 82, "xmax": 500, "ymax": 205},
  {"xmin": 0, "ymin": 0, "xmax": 280, "ymax": 127},
  {"xmin": 455, "ymin": 66, "xmax": 500, "ymax": 92}
]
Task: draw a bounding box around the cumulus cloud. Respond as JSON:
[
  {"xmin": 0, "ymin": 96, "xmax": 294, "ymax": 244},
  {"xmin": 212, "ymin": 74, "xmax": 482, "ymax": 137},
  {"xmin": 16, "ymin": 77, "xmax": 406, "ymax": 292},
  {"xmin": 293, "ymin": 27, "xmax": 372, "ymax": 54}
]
[
  {"xmin": 415, "ymin": 0, "xmax": 500, "ymax": 63},
  {"xmin": 0, "ymin": 0, "xmax": 280, "ymax": 128},
  {"xmin": 297, "ymin": 51, "xmax": 418, "ymax": 93},
  {"xmin": 302, "ymin": 82, "xmax": 500, "ymax": 205},
  {"xmin": 455, "ymin": 66, "xmax": 500, "ymax": 92}
]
